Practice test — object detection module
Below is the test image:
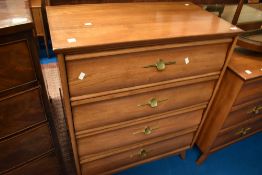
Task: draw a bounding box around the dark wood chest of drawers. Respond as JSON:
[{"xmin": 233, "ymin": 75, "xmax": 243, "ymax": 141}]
[
  {"xmin": 0, "ymin": 0, "xmax": 61, "ymax": 174},
  {"xmin": 196, "ymin": 48, "xmax": 262, "ymax": 164},
  {"xmin": 46, "ymin": 2, "xmax": 241, "ymax": 175}
]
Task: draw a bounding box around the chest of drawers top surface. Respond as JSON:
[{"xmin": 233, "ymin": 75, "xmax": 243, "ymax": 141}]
[
  {"xmin": 46, "ymin": 2, "xmax": 242, "ymax": 53},
  {"xmin": 229, "ymin": 48, "xmax": 262, "ymax": 80},
  {"xmin": 0, "ymin": 0, "xmax": 33, "ymax": 35}
]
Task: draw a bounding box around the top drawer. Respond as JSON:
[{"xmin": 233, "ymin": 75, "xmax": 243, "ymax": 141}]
[
  {"xmin": 234, "ymin": 77, "xmax": 262, "ymax": 106},
  {"xmin": 66, "ymin": 41, "xmax": 230, "ymax": 97},
  {"xmin": 0, "ymin": 40, "xmax": 36, "ymax": 92}
]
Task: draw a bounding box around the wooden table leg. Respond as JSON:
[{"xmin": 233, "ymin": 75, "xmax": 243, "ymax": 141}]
[{"xmin": 179, "ymin": 150, "xmax": 186, "ymax": 160}]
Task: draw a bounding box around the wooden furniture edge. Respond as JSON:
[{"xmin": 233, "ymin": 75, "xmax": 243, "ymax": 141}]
[
  {"xmin": 195, "ymin": 69, "xmax": 244, "ymax": 164},
  {"xmin": 57, "ymin": 54, "xmax": 81, "ymax": 175},
  {"xmin": 191, "ymin": 37, "xmax": 238, "ymax": 161}
]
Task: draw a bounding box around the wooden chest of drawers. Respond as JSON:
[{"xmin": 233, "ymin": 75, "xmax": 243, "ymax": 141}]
[
  {"xmin": 0, "ymin": 0, "xmax": 61, "ymax": 174},
  {"xmin": 46, "ymin": 2, "xmax": 241, "ymax": 174},
  {"xmin": 196, "ymin": 48, "xmax": 262, "ymax": 164}
]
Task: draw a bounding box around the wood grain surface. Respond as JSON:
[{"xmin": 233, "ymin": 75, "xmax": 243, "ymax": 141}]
[{"xmin": 46, "ymin": 2, "xmax": 242, "ymax": 53}]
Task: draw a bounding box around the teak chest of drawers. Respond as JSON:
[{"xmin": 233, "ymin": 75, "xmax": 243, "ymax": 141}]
[
  {"xmin": 46, "ymin": 2, "xmax": 242, "ymax": 174},
  {"xmin": 196, "ymin": 48, "xmax": 262, "ymax": 164},
  {"xmin": 0, "ymin": 0, "xmax": 61, "ymax": 174}
]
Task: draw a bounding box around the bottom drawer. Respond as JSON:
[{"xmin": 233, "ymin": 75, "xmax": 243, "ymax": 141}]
[
  {"xmin": 5, "ymin": 151, "xmax": 60, "ymax": 175},
  {"xmin": 212, "ymin": 118, "xmax": 262, "ymax": 150},
  {"xmin": 81, "ymin": 132, "xmax": 194, "ymax": 175},
  {"xmin": 0, "ymin": 124, "xmax": 53, "ymax": 173}
]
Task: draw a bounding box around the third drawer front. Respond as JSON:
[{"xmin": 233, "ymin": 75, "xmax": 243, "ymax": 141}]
[
  {"xmin": 66, "ymin": 42, "xmax": 229, "ymax": 96},
  {"xmin": 77, "ymin": 108, "xmax": 203, "ymax": 157},
  {"xmin": 81, "ymin": 132, "xmax": 194, "ymax": 175},
  {"xmin": 223, "ymin": 100, "xmax": 262, "ymax": 129},
  {"xmin": 212, "ymin": 117, "xmax": 262, "ymax": 150},
  {"xmin": 73, "ymin": 80, "xmax": 215, "ymax": 132}
]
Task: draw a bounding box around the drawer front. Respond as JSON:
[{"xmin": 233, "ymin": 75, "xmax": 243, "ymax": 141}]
[
  {"xmin": 0, "ymin": 41, "xmax": 36, "ymax": 92},
  {"xmin": 223, "ymin": 100, "xmax": 262, "ymax": 129},
  {"xmin": 0, "ymin": 88, "xmax": 46, "ymax": 138},
  {"xmin": 5, "ymin": 151, "xmax": 60, "ymax": 175},
  {"xmin": 234, "ymin": 79, "xmax": 262, "ymax": 106},
  {"xmin": 77, "ymin": 109, "xmax": 203, "ymax": 157},
  {"xmin": 66, "ymin": 42, "xmax": 228, "ymax": 96},
  {"xmin": 213, "ymin": 118, "xmax": 262, "ymax": 149},
  {"xmin": 73, "ymin": 80, "xmax": 215, "ymax": 132},
  {"xmin": 81, "ymin": 132, "xmax": 194, "ymax": 175},
  {"xmin": 0, "ymin": 124, "xmax": 53, "ymax": 173}
]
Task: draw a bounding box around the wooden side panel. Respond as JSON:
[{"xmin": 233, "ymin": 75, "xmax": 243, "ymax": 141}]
[
  {"xmin": 0, "ymin": 88, "xmax": 46, "ymax": 139},
  {"xmin": 0, "ymin": 124, "xmax": 53, "ymax": 173},
  {"xmin": 0, "ymin": 40, "xmax": 36, "ymax": 92},
  {"xmin": 31, "ymin": 8, "xmax": 44, "ymax": 36},
  {"xmin": 5, "ymin": 151, "xmax": 60, "ymax": 175},
  {"xmin": 196, "ymin": 69, "xmax": 244, "ymax": 152}
]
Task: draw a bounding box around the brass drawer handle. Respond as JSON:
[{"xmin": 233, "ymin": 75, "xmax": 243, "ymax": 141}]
[
  {"xmin": 133, "ymin": 126, "xmax": 159, "ymax": 135},
  {"xmin": 143, "ymin": 59, "xmax": 176, "ymax": 71},
  {"xmin": 130, "ymin": 149, "xmax": 149, "ymax": 159},
  {"xmin": 138, "ymin": 97, "xmax": 168, "ymax": 108},
  {"xmin": 235, "ymin": 127, "xmax": 251, "ymax": 136},
  {"xmin": 247, "ymin": 106, "xmax": 262, "ymax": 115},
  {"xmin": 138, "ymin": 149, "xmax": 148, "ymax": 158}
]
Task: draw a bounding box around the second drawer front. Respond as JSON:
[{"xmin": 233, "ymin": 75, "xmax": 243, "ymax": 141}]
[
  {"xmin": 223, "ymin": 100, "xmax": 262, "ymax": 129},
  {"xmin": 73, "ymin": 80, "xmax": 215, "ymax": 132},
  {"xmin": 0, "ymin": 88, "xmax": 46, "ymax": 138},
  {"xmin": 66, "ymin": 42, "xmax": 228, "ymax": 96},
  {"xmin": 0, "ymin": 124, "xmax": 53, "ymax": 173},
  {"xmin": 77, "ymin": 108, "xmax": 203, "ymax": 157},
  {"xmin": 81, "ymin": 132, "xmax": 194, "ymax": 175},
  {"xmin": 212, "ymin": 118, "xmax": 262, "ymax": 149}
]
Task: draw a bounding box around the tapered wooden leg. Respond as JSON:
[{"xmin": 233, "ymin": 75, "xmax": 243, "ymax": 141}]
[
  {"xmin": 179, "ymin": 150, "xmax": 186, "ymax": 160},
  {"xmin": 196, "ymin": 153, "xmax": 208, "ymax": 165}
]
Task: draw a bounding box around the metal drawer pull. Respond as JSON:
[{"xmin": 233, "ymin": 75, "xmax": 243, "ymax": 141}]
[
  {"xmin": 235, "ymin": 127, "xmax": 251, "ymax": 136},
  {"xmin": 247, "ymin": 106, "xmax": 262, "ymax": 115},
  {"xmin": 143, "ymin": 59, "xmax": 176, "ymax": 71},
  {"xmin": 138, "ymin": 149, "xmax": 148, "ymax": 158},
  {"xmin": 130, "ymin": 149, "xmax": 149, "ymax": 158},
  {"xmin": 133, "ymin": 126, "xmax": 159, "ymax": 135},
  {"xmin": 138, "ymin": 97, "xmax": 168, "ymax": 108}
]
